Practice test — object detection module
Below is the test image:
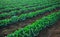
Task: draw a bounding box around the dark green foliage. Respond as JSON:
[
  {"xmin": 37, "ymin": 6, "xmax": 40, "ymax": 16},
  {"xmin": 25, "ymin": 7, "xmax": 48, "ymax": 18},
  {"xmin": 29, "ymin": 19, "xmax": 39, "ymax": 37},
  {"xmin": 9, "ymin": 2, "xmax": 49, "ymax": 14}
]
[
  {"xmin": 6, "ymin": 11, "xmax": 60, "ymax": 37},
  {"xmin": 0, "ymin": 5, "xmax": 59, "ymax": 27}
]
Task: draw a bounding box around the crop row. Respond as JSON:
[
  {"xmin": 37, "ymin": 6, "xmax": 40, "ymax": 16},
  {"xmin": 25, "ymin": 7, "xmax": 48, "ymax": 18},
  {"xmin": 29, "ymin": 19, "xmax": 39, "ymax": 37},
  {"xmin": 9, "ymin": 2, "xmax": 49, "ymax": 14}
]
[
  {"xmin": 0, "ymin": 0, "xmax": 59, "ymax": 8},
  {"xmin": 6, "ymin": 11, "xmax": 60, "ymax": 37},
  {"xmin": 0, "ymin": 5, "xmax": 59, "ymax": 27},
  {"xmin": 0, "ymin": 3, "xmax": 60, "ymax": 13},
  {"xmin": 0, "ymin": 4, "xmax": 60, "ymax": 19},
  {"xmin": 0, "ymin": 2, "xmax": 60, "ymax": 13},
  {"xmin": 0, "ymin": 0, "xmax": 59, "ymax": 12}
]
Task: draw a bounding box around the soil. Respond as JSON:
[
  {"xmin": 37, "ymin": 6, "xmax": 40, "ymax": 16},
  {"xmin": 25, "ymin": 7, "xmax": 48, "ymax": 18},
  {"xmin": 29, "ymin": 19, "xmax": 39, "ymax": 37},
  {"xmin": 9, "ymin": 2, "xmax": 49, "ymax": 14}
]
[{"xmin": 37, "ymin": 20, "xmax": 60, "ymax": 37}]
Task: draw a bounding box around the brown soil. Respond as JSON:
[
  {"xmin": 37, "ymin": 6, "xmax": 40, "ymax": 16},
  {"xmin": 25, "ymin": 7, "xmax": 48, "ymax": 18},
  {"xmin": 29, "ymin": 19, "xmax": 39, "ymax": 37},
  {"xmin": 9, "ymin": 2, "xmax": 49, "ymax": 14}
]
[{"xmin": 37, "ymin": 20, "xmax": 60, "ymax": 37}]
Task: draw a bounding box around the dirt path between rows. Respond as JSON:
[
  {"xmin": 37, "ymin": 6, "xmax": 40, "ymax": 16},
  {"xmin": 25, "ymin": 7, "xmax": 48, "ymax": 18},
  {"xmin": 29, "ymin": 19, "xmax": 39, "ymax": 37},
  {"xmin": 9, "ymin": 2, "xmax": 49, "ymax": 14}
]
[{"xmin": 37, "ymin": 20, "xmax": 60, "ymax": 37}]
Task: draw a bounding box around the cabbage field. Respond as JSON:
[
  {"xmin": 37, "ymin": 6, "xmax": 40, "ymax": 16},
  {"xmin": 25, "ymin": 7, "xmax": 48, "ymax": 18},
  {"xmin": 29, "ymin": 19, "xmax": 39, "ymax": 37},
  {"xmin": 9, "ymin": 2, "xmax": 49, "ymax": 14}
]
[{"xmin": 0, "ymin": 0, "xmax": 60, "ymax": 37}]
